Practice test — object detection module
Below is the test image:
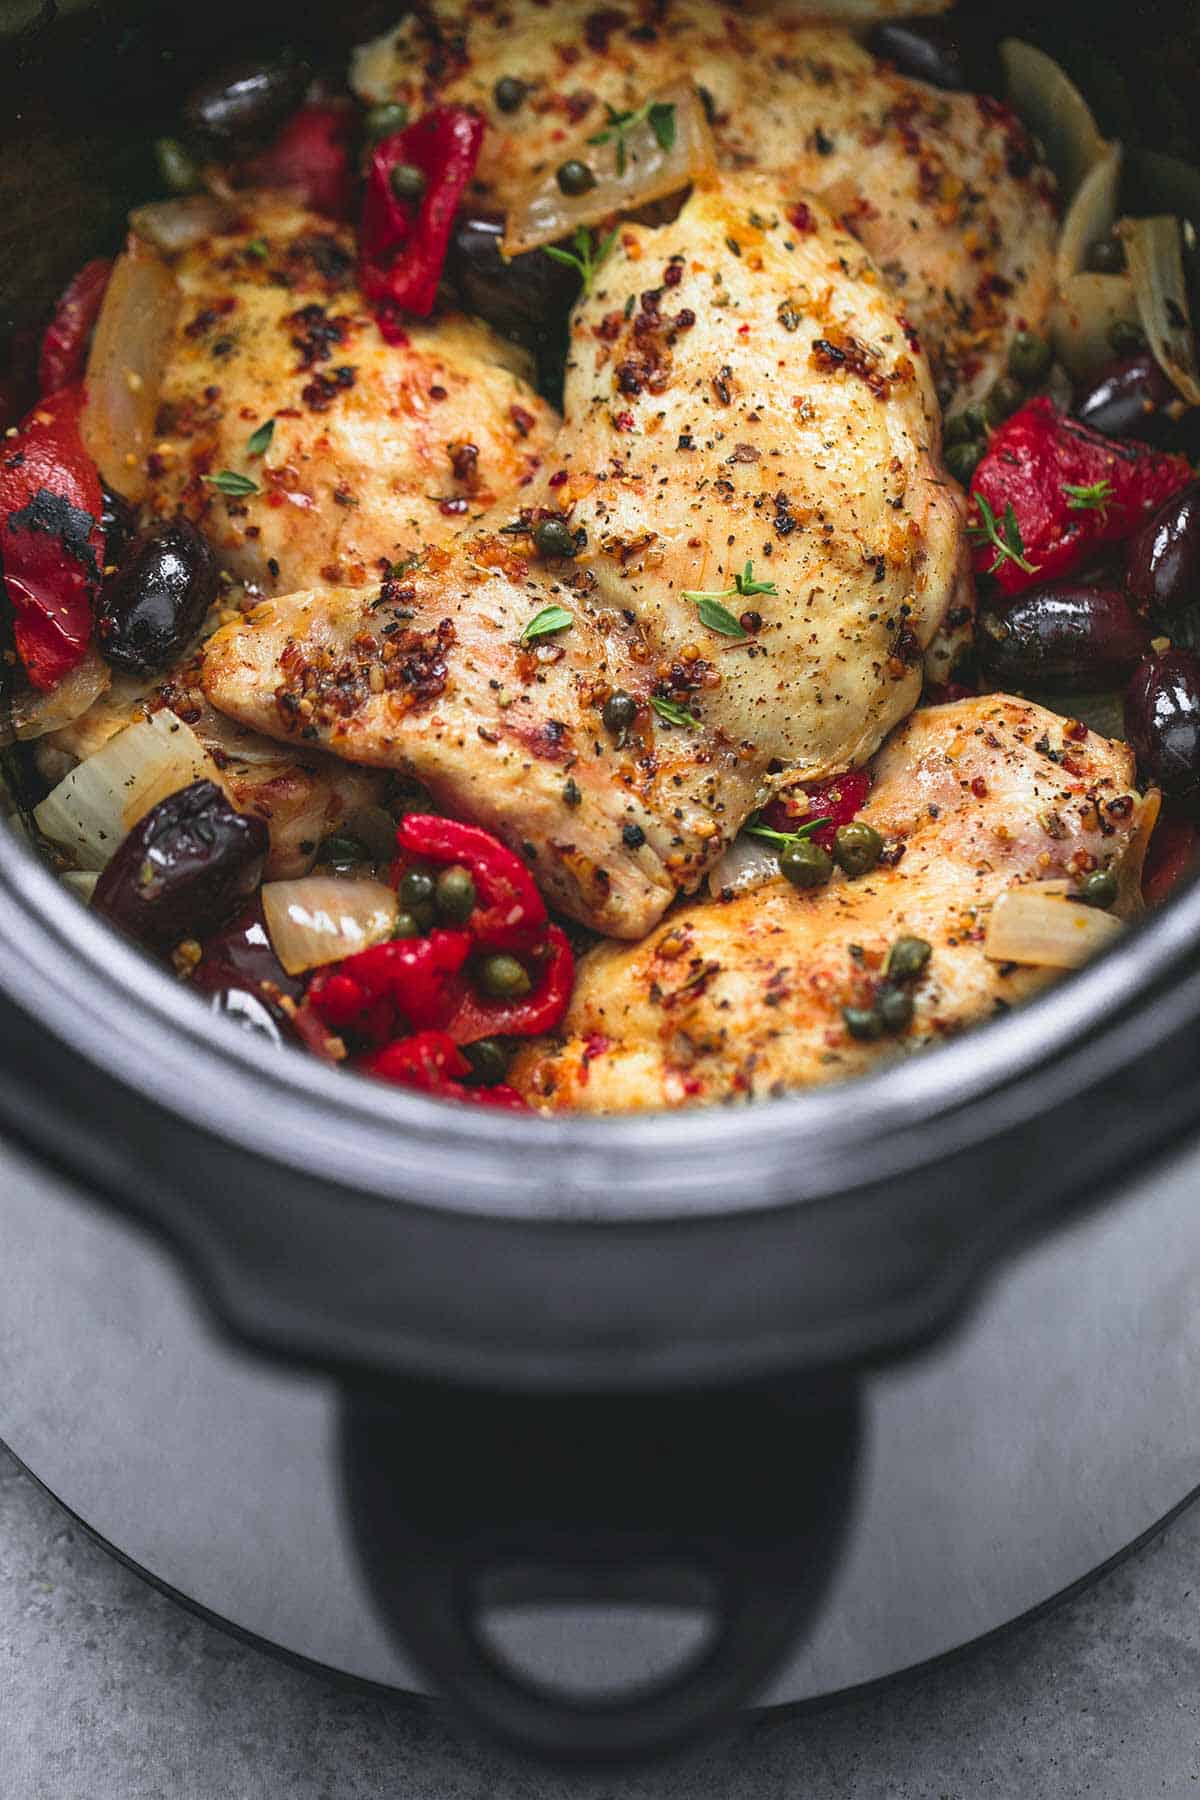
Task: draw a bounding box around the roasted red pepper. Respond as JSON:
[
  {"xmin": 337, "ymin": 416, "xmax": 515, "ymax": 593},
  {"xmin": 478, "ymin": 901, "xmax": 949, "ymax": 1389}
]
[
  {"xmin": 969, "ymin": 398, "xmax": 1192, "ymax": 598},
  {"xmin": 359, "ymin": 107, "xmax": 484, "ymax": 329},
  {"xmin": 0, "ymin": 385, "xmax": 104, "ymax": 690},
  {"xmin": 361, "ymin": 1029, "xmax": 528, "ymax": 1109},
  {"xmin": 239, "ymin": 103, "xmax": 353, "ymax": 219},
  {"xmin": 306, "ymin": 928, "xmax": 472, "ymax": 1043},
  {"xmin": 445, "ymin": 923, "xmax": 575, "ymax": 1043},
  {"xmin": 396, "ymin": 812, "xmax": 547, "ymax": 954},
  {"xmin": 761, "ymin": 769, "xmax": 871, "ymax": 850},
  {"xmin": 38, "ymin": 259, "xmax": 112, "ymax": 396}
]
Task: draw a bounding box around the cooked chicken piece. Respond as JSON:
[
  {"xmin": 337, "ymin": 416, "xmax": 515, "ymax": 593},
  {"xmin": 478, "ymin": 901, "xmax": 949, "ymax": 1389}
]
[
  {"xmin": 353, "ymin": 0, "xmax": 1057, "ymax": 408},
  {"xmin": 203, "ymin": 175, "xmax": 967, "ymax": 936},
  {"xmin": 511, "ymin": 696, "xmax": 1156, "ymax": 1110},
  {"xmin": 135, "ymin": 196, "xmax": 558, "ymax": 595}
]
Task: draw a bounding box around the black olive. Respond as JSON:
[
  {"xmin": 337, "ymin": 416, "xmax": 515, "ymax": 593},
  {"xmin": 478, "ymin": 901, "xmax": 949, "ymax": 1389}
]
[
  {"xmin": 1074, "ymin": 353, "xmax": 1182, "ymax": 445},
  {"xmin": 1125, "ymin": 481, "xmax": 1200, "ymax": 617},
  {"xmin": 1126, "ymin": 650, "xmax": 1200, "ymax": 806},
  {"xmin": 866, "ymin": 20, "xmax": 967, "ymax": 89},
  {"xmin": 533, "ymin": 516, "xmax": 577, "ymax": 558},
  {"xmin": 184, "ymin": 50, "xmax": 313, "ymax": 151},
  {"xmin": 95, "ymin": 519, "xmax": 219, "ymax": 676},
  {"xmin": 447, "ymin": 212, "xmax": 580, "ymax": 356},
  {"xmin": 977, "ymin": 583, "xmax": 1151, "ymax": 691},
  {"xmin": 189, "ymin": 898, "xmax": 302, "ymax": 1036},
  {"xmin": 93, "ymin": 780, "xmax": 269, "ymax": 951},
  {"xmin": 493, "ymin": 76, "xmax": 527, "ymax": 114},
  {"xmin": 99, "ymin": 481, "xmax": 135, "ymax": 569},
  {"xmin": 556, "ymin": 159, "xmax": 596, "ymax": 197},
  {"xmin": 206, "ymin": 985, "xmax": 285, "ymax": 1047}
]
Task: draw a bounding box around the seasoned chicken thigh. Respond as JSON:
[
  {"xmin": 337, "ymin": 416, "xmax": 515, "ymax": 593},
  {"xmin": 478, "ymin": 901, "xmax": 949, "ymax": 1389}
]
[
  {"xmin": 203, "ymin": 175, "xmax": 967, "ymax": 936},
  {"xmin": 512, "ymin": 696, "xmax": 1156, "ymax": 1109},
  {"xmin": 353, "ymin": 0, "xmax": 1057, "ymax": 407}
]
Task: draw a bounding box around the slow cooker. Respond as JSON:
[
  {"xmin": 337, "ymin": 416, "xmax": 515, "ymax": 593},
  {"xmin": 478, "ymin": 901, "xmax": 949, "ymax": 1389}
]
[{"xmin": 4, "ymin": 0, "xmax": 1200, "ymax": 1764}]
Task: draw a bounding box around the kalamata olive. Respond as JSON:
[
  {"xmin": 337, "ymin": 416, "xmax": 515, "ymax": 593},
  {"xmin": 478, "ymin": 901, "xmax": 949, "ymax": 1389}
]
[
  {"xmin": 92, "ymin": 780, "xmax": 268, "ymax": 950},
  {"xmin": 95, "ymin": 519, "xmax": 219, "ymax": 676},
  {"xmin": 1125, "ymin": 480, "xmax": 1200, "ymax": 616},
  {"xmin": 977, "ymin": 583, "xmax": 1152, "ymax": 690},
  {"xmin": 1074, "ymin": 353, "xmax": 1182, "ymax": 445},
  {"xmin": 99, "ymin": 481, "xmax": 134, "ymax": 569},
  {"xmin": 205, "ymin": 985, "xmax": 286, "ymax": 1047},
  {"xmin": 447, "ymin": 212, "xmax": 579, "ymax": 357},
  {"xmin": 184, "ymin": 50, "xmax": 313, "ymax": 151},
  {"xmin": 190, "ymin": 896, "xmax": 302, "ymax": 1012},
  {"xmin": 866, "ymin": 20, "xmax": 967, "ymax": 89},
  {"xmin": 1126, "ymin": 650, "xmax": 1200, "ymax": 806}
]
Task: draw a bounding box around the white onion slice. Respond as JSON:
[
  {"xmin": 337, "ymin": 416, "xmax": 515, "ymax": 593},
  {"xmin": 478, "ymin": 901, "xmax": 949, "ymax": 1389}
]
[
  {"xmin": 81, "ymin": 235, "xmax": 180, "ymax": 503},
  {"xmin": 261, "ymin": 876, "xmax": 399, "ymax": 975},
  {"xmin": 11, "ymin": 648, "xmax": 111, "ymax": 743},
  {"xmin": 1001, "ymin": 38, "xmax": 1108, "ymax": 203},
  {"xmin": 1119, "ymin": 214, "xmax": 1200, "ymax": 406},
  {"xmin": 983, "ymin": 884, "xmax": 1124, "ymax": 968},
  {"xmin": 61, "ymin": 870, "xmax": 99, "ymax": 904},
  {"xmin": 33, "ymin": 709, "xmax": 221, "ymax": 870},
  {"xmin": 1050, "ymin": 272, "xmax": 1140, "ymax": 381},
  {"xmin": 707, "ymin": 832, "xmax": 782, "ymax": 899},
  {"xmin": 129, "ymin": 195, "xmax": 238, "ymax": 254},
  {"xmin": 502, "ymin": 83, "xmax": 714, "ymax": 258}
]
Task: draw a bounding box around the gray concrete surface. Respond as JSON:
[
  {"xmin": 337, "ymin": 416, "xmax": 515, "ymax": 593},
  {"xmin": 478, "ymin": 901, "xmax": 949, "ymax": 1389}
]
[{"xmin": 3, "ymin": 1448, "xmax": 1200, "ymax": 1797}]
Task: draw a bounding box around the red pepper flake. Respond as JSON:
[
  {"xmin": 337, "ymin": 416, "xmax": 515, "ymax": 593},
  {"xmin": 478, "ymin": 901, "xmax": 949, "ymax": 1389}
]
[
  {"xmin": 360, "ymin": 106, "xmax": 485, "ymax": 326},
  {"xmin": 548, "ymin": 468, "xmax": 568, "ymax": 487},
  {"xmin": 614, "ymin": 410, "xmax": 636, "ymax": 432},
  {"xmin": 788, "ymin": 202, "xmax": 816, "ymax": 235},
  {"xmin": 510, "ymin": 404, "xmax": 536, "ymax": 437}
]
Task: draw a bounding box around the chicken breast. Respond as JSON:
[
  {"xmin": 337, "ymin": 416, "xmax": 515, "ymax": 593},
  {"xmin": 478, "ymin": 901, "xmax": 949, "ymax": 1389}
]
[
  {"xmin": 353, "ymin": 0, "xmax": 1057, "ymax": 408},
  {"xmin": 133, "ymin": 195, "xmax": 558, "ymax": 595},
  {"xmin": 511, "ymin": 696, "xmax": 1156, "ymax": 1110},
  {"xmin": 202, "ymin": 174, "xmax": 967, "ymax": 936}
]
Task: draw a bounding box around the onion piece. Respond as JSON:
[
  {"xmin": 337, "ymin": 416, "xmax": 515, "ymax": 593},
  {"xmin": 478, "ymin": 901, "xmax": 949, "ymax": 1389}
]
[
  {"xmin": 129, "ymin": 195, "xmax": 238, "ymax": 255},
  {"xmin": 61, "ymin": 870, "xmax": 99, "ymax": 904},
  {"xmin": 983, "ymin": 883, "xmax": 1124, "ymax": 968},
  {"xmin": 1119, "ymin": 214, "xmax": 1200, "ymax": 405},
  {"xmin": 1050, "ymin": 272, "xmax": 1141, "ymax": 381},
  {"xmin": 261, "ymin": 875, "xmax": 399, "ymax": 975},
  {"xmin": 10, "ymin": 647, "xmax": 111, "ymax": 743},
  {"xmin": 706, "ymin": 832, "xmax": 781, "ymax": 899},
  {"xmin": 502, "ymin": 83, "xmax": 714, "ymax": 258},
  {"xmin": 33, "ymin": 709, "xmax": 221, "ymax": 869},
  {"xmin": 1001, "ymin": 38, "xmax": 1108, "ymax": 203},
  {"xmin": 81, "ymin": 234, "xmax": 180, "ymax": 503}
]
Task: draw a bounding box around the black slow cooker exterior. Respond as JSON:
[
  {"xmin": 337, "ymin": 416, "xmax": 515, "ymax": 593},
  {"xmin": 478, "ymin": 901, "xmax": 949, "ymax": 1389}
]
[{"xmin": 4, "ymin": 0, "xmax": 1200, "ymax": 1760}]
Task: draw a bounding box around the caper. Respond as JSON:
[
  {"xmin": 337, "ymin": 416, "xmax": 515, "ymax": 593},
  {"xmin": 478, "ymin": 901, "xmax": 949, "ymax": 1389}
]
[
  {"xmin": 364, "ymin": 101, "xmax": 409, "ymax": 143},
  {"xmin": 945, "ymin": 438, "xmax": 984, "ymax": 487},
  {"xmin": 533, "ymin": 516, "xmax": 578, "ymax": 558},
  {"xmin": 1109, "ymin": 318, "xmax": 1146, "ymax": 356},
  {"xmin": 959, "ymin": 401, "xmax": 992, "ymax": 440},
  {"xmin": 319, "ymin": 832, "xmax": 370, "ymax": 867},
  {"xmin": 479, "ymin": 953, "xmax": 533, "ymax": 998},
  {"xmin": 877, "ymin": 984, "xmax": 914, "ymax": 1033},
  {"xmin": 1077, "ymin": 868, "xmax": 1118, "ymax": 909},
  {"xmin": 494, "ymin": 76, "xmax": 527, "ymax": 114},
  {"xmin": 399, "ymin": 868, "xmax": 436, "ymax": 912},
  {"xmin": 602, "ymin": 689, "xmax": 639, "ymax": 736},
  {"xmin": 156, "ymin": 136, "xmax": 199, "ymax": 195},
  {"xmin": 390, "ymin": 162, "xmax": 427, "ymax": 202},
  {"xmin": 1085, "ymin": 235, "xmax": 1126, "ymax": 275},
  {"xmin": 988, "ymin": 374, "xmax": 1024, "ymax": 422},
  {"xmin": 462, "ymin": 1037, "xmax": 511, "ymax": 1084},
  {"xmin": 435, "ymin": 863, "xmax": 477, "ymax": 924},
  {"xmin": 556, "ymin": 158, "xmax": 596, "ymax": 197},
  {"xmin": 843, "ymin": 1005, "xmax": 884, "ymax": 1042},
  {"xmin": 833, "ymin": 821, "xmax": 884, "ymax": 877},
  {"xmin": 886, "ymin": 934, "xmax": 931, "ymax": 982},
  {"xmin": 1007, "ymin": 330, "xmax": 1053, "ymax": 387},
  {"xmin": 943, "ymin": 411, "xmax": 973, "ymax": 447},
  {"xmin": 392, "ymin": 911, "xmax": 422, "ymax": 939},
  {"xmin": 779, "ymin": 839, "xmax": 833, "ymax": 889}
]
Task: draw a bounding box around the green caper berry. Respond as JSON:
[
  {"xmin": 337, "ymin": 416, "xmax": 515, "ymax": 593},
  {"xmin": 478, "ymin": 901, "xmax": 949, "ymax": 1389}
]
[
  {"xmin": 435, "ymin": 863, "xmax": 477, "ymax": 924},
  {"xmin": 1077, "ymin": 868, "xmax": 1118, "ymax": 909},
  {"xmin": 156, "ymin": 136, "xmax": 199, "ymax": 195},
  {"xmin": 833, "ymin": 821, "xmax": 884, "ymax": 877},
  {"xmin": 945, "ymin": 439, "xmax": 984, "ymax": 487},
  {"xmin": 462, "ymin": 1037, "xmax": 511, "ymax": 1084},
  {"xmin": 364, "ymin": 101, "xmax": 409, "ymax": 143},
  {"xmin": 943, "ymin": 412, "xmax": 973, "ymax": 448},
  {"xmin": 959, "ymin": 401, "xmax": 992, "ymax": 439},
  {"xmin": 843, "ymin": 1005, "xmax": 884, "ymax": 1042},
  {"xmin": 390, "ymin": 162, "xmax": 427, "ymax": 202},
  {"xmin": 493, "ymin": 76, "xmax": 527, "ymax": 114},
  {"xmin": 886, "ymin": 935, "xmax": 932, "ymax": 982},
  {"xmin": 1085, "ymin": 235, "xmax": 1125, "ymax": 275},
  {"xmin": 391, "ymin": 911, "xmax": 422, "ymax": 939},
  {"xmin": 556, "ymin": 158, "xmax": 596, "ymax": 197},
  {"xmin": 319, "ymin": 833, "xmax": 370, "ymax": 866},
  {"xmin": 399, "ymin": 868, "xmax": 436, "ymax": 911},
  {"xmin": 779, "ymin": 839, "xmax": 833, "ymax": 890},
  {"xmin": 1007, "ymin": 330, "xmax": 1053, "ymax": 387},
  {"xmin": 877, "ymin": 984, "xmax": 914, "ymax": 1034},
  {"xmin": 988, "ymin": 374, "xmax": 1024, "ymax": 422},
  {"xmin": 602, "ymin": 690, "xmax": 639, "ymax": 735},
  {"xmin": 479, "ymin": 953, "xmax": 533, "ymax": 999},
  {"xmin": 533, "ymin": 516, "xmax": 578, "ymax": 559}
]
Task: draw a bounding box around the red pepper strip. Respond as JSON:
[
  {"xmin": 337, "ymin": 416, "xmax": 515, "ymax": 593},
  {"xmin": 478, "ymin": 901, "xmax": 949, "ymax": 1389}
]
[
  {"xmin": 1143, "ymin": 813, "xmax": 1198, "ymax": 907},
  {"xmin": 361, "ymin": 1029, "xmax": 528, "ymax": 1110},
  {"xmin": 38, "ymin": 259, "xmax": 112, "ymax": 396},
  {"xmin": 359, "ymin": 107, "xmax": 484, "ymax": 328},
  {"xmin": 970, "ymin": 398, "xmax": 1192, "ymax": 598},
  {"xmin": 445, "ymin": 924, "xmax": 575, "ymax": 1044},
  {"xmin": 396, "ymin": 812, "xmax": 548, "ymax": 954},
  {"xmin": 0, "ymin": 385, "xmax": 104, "ymax": 690},
  {"xmin": 761, "ymin": 768, "xmax": 871, "ymax": 851},
  {"xmin": 240, "ymin": 103, "xmax": 354, "ymax": 219},
  {"xmin": 306, "ymin": 928, "xmax": 472, "ymax": 1044}
]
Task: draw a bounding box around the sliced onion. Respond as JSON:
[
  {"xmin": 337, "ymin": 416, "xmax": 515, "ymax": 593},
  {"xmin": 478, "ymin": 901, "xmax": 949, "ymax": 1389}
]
[
  {"xmin": 11, "ymin": 647, "xmax": 111, "ymax": 743},
  {"xmin": 1001, "ymin": 38, "xmax": 1108, "ymax": 203},
  {"xmin": 129, "ymin": 195, "xmax": 238, "ymax": 255},
  {"xmin": 33, "ymin": 709, "xmax": 221, "ymax": 869},
  {"xmin": 1050, "ymin": 272, "xmax": 1140, "ymax": 381},
  {"xmin": 502, "ymin": 83, "xmax": 714, "ymax": 258},
  {"xmin": 1119, "ymin": 214, "xmax": 1200, "ymax": 405},
  {"xmin": 707, "ymin": 832, "xmax": 781, "ymax": 899},
  {"xmin": 1115, "ymin": 787, "xmax": 1159, "ymax": 919},
  {"xmin": 983, "ymin": 883, "xmax": 1124, "ymax": 968},
  {"xmin": 61, "ymin": 870, "xmax": 99, "ymax": 904},
  {"xmin": 261, "ymin": 875, "xmax": 399, "ymax": 975},
  {"xmin": 81, "ymin": 235, "xmax": 180, "ymax": 502}
]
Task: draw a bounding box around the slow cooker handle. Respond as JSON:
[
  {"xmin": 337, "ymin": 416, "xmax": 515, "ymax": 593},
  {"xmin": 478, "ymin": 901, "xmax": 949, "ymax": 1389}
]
[{"xmin": 339, "ymin": 1374, "xmax": 861, "ymax": 1761}]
